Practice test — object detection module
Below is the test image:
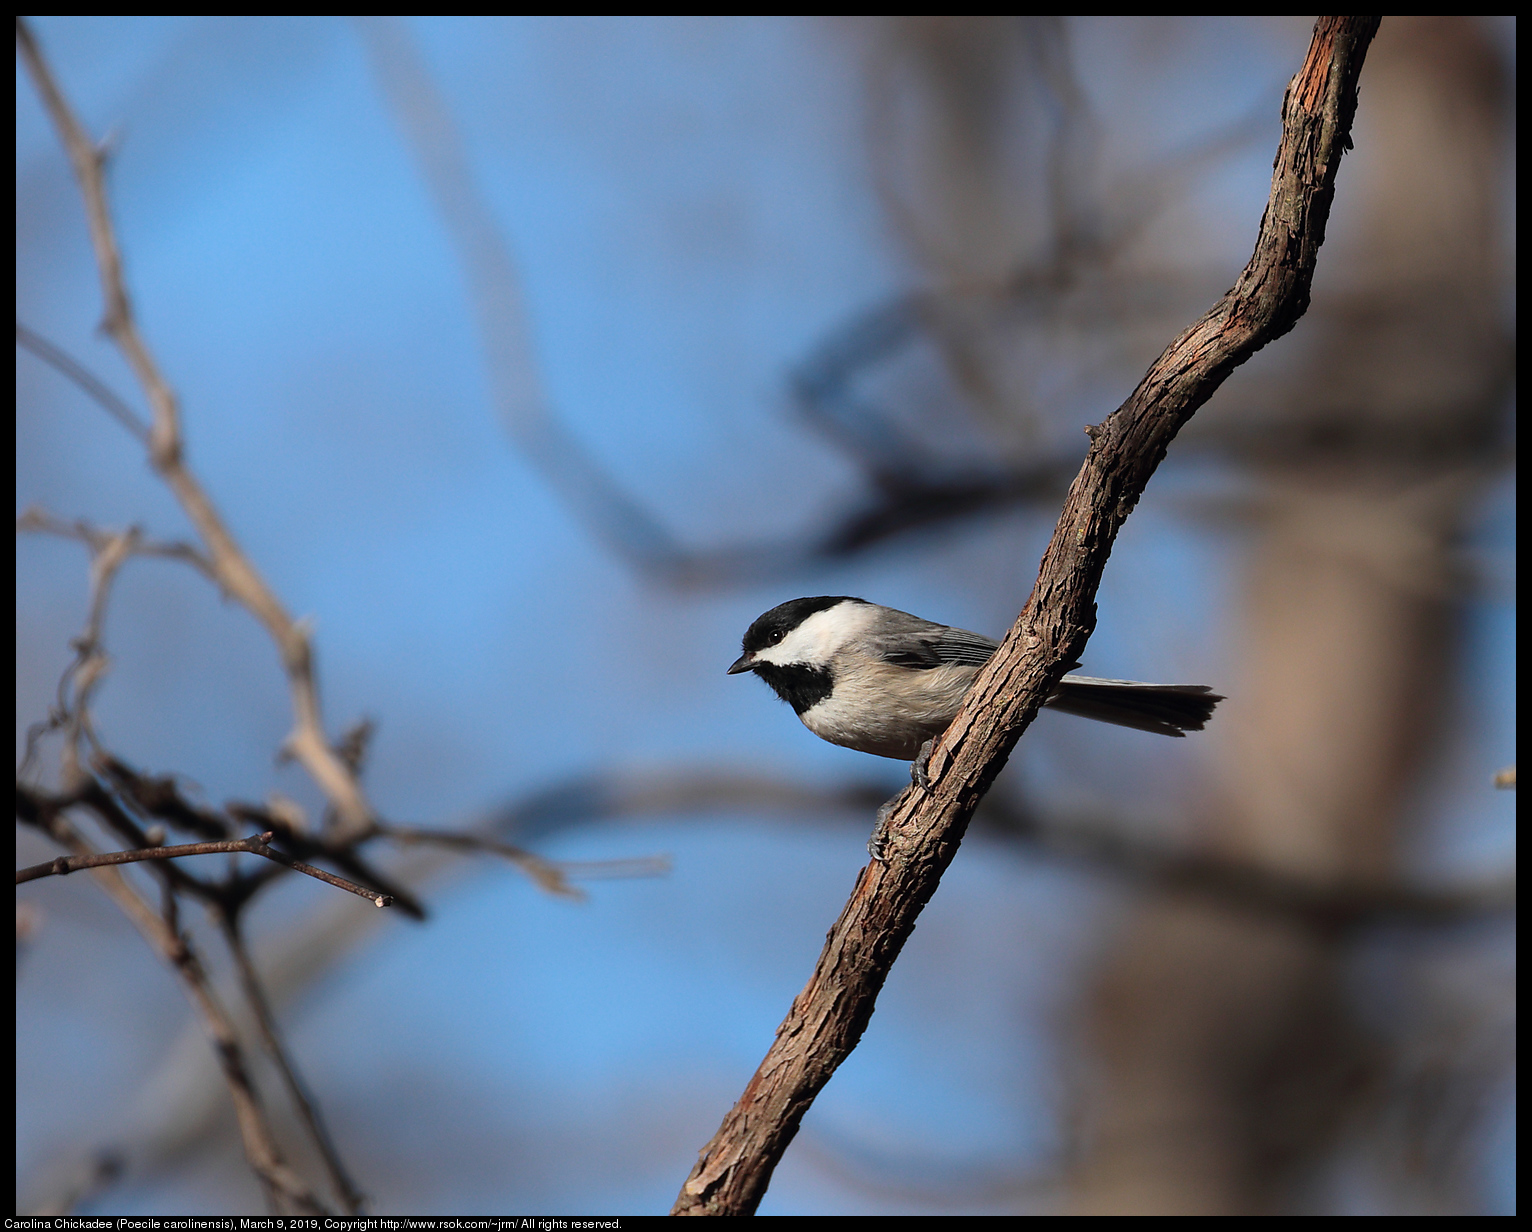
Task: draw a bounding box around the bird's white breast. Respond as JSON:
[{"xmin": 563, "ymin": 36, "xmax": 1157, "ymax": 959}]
[{"xmin": 799, "ymin": 659, "xmax": 979, "ymax": 760}]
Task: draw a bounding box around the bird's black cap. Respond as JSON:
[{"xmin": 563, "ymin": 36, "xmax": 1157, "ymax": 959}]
[{"xmin": 727, "ymin": 596, "xmax": 864, "ymax": 673}]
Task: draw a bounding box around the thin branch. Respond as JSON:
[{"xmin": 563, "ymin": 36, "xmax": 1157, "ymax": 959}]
[
  {"xmin": 18, "ymin": 778, "xmax": 220, "ymax": 905},
  {"xmin": 95, "ymin": 753, "xmax": 230, "ymax": 840},
  {"xmin": 17, "ymin": 18, "xmax": 374, "ymax": 839},
  {"xmin": 551, "ymin": 856, "xmax": 675, "ymax": 880},
  {"xmin": 673, "ymin": 17, "xmax": 1382, "ymax": 1215},
  {"xmin": 14, "ymin": 824, "xmax": 393, "ymax": 907},
  {"xmin": 68, "ymin": 525, "xmax": 137, "ymax": 773},
  {"xmin": 15, "ymin": 509, "xmax": 221, "ymax": 785},
  {"xmin": 20, "ymin": 519, "xmax": 141, "ymax": 787},
  {"xmin": 16, "ymin": 832, "xmax": 277, "ymax": 883},
  {"xmin": 21, "ymin": 800, "xmax": 328, "ymax": 1214},
  {"xmin": 354, "ymin": 16, "xmax": 689, "ymax": 576},
  {"xmin": 246, "ymin": 842, "xmax": 395, "ymax": 909},
  {"xmin": 18, "ymin": 506, "xmax": 216, "ymax": 580},
  {"xmin": 224, "ymin": 802, "xmax": 424, "ymax": 918},
  {"xmin": 16, "ymin": 321, "xmax": 151, "ymax": 442},
  {"xmin": 219, "ymin": 911, "xmax": 369, "ymax": 1214},
  {"xmin": 375, "ymin": 822, "xmax": 670, "ymax": 898},
  {"xmin": 17, "ymin": 782, "xmax": 395, "ymax": 909},
  {"xmin": 490, "ymin": 768, "xmax": 894, "ymax": 843}
]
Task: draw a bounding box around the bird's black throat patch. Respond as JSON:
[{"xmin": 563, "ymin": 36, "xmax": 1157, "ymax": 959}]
[{"xmin": 749, "ymin": 661, "xmax": 835, "ymax": 715}]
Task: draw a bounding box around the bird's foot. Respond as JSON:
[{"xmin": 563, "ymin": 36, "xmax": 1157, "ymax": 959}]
[
  {"xmin": 871, "ymin": 742, "xmax": 937, "ymax": 862},
  {"xmin": 910, "ymin": 738, "xmax": 935, "ymax": 791},
  {"xmin": 868, "ymin": 797, "xmax": 898, "ymax": 863}
]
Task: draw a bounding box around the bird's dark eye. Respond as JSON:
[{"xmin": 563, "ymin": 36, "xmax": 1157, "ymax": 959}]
[{"xmin": 769, "ymin": 629, "xmax": 785, "ymax": 644}]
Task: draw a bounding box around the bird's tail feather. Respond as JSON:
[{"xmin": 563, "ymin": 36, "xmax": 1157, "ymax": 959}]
[{"xmin": 1045, "ymin": 676, "xmax": 1223, "ymax": 737}]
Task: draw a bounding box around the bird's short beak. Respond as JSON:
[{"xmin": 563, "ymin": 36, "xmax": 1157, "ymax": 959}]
[{"xmin": 726, "ymin": 652, "xmax": 755, "ymax": 675}]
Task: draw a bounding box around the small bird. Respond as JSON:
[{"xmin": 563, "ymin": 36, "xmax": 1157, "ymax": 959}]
[{"xmin": 728, "ymin": 596, "xmax": 1223, "ymax": 766}]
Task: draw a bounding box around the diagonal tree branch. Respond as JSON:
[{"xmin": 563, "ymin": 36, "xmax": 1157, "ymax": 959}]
[
  {"xmin": 16, "ymin": 17, "xmax": 374, "ymax": 841},
  {"xmin": 218, "ymin": 910, "xmax": 369, "ymax": 1214},
  {"xmin": 673, "ymin": 16, "xmax": 1382, "ymax": 1216}
]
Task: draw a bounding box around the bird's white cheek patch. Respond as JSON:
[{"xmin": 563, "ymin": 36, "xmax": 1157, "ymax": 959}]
[{"xmin": 760, "ymin": 602, "xmax": 873, "ymax": 667}]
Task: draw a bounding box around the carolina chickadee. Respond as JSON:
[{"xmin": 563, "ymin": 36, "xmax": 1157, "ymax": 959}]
[{"xmin": 728, "ymin": 596, "xmax": 1223, "ymax": 764}]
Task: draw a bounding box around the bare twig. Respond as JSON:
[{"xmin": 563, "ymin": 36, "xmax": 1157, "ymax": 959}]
[
  {"xmin": 15, "ymin": 784, "xmax": 398, "ymax": 907},
  {"xmin": 18, "ymin": 778, "xmax": 220, "ymax": 906},
  {"xmin": 674, "ymin": 17, "xmax": 1382, "ymax": 1215},
  {"xmin": 95, "ymin": 754, "xmax": 230, "ymax": 840},
  {"xmin": 14, "ymin": 513, "xmax": 219, "ymax": 786},
  {"xmin": 18, "ymin": 507, "xmax": 216, "ymax": 580},
  {"xmin": 376, "ymin": 822, "xmax": 669, "ymax": 898},
  {"xmin": 219, "ymin": 912, "xmax": 369, "ymax": 1214},
  {"xmin": 223, "ymin": 802, "xmax": 423, "ymax": 918},
  {"xmin": 490, "ymin": 768, "xmax": 893, "ymax": 843},
  {"xmin": 16, "ymin": 321, "xmax": 151, "ymax": 442},
  {"xmin": 16, "ymin": 832, "xmax": 277, "ymax": 884},
  {"xmin": 14, "ymin": 821, "xmax": 394, "ymax": 907},
  {"xmin": 22, "ymin": 801, "xmax": 328, "ymax": 1214},
  {"xmin": 15, "ymin": 515, "xmax": 141, "ymax": 785},
  {"xmin": 354, "ymin": 16, "xmax": 689, "ymax": 577},
  {"xmin": 17, "ymin": 18, "xmax": 374, "ymax": 839},
  {"xmin": 246, "ymin": 842, "xmax": 395, "ymax": 908},
  {"xmin": 64, "ymin": 524, "xmax": 137, "ymax": 776}
]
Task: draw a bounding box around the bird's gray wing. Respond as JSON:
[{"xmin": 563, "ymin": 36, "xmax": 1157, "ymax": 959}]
[
  {"xmin": 862, "ymin": 609, "xmax": 995, "ymax": 670},
  {"xmin": 927, "ymin": 625, "xmax": 999, "ymax": 668}
]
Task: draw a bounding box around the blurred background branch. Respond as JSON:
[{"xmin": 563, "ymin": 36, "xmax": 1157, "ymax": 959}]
[{"xmin": 17, "ymin": 17, "xmax": 376, "ymax": 839}]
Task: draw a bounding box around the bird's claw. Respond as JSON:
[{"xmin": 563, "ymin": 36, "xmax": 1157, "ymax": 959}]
[
  {"xmin": 869, "ymin": 742, "xmax": 937, "ymax": 863},
  {"xmin": 870, "ymin": 741, "xmax": 938, "ymax": 862},
  {"xmin": 868, "ymin": 798, "xmax": 896, "ymax": 863},
  {"xmin": 910, "ymin": 738, "xmax": 935, "ymax": 791}
]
